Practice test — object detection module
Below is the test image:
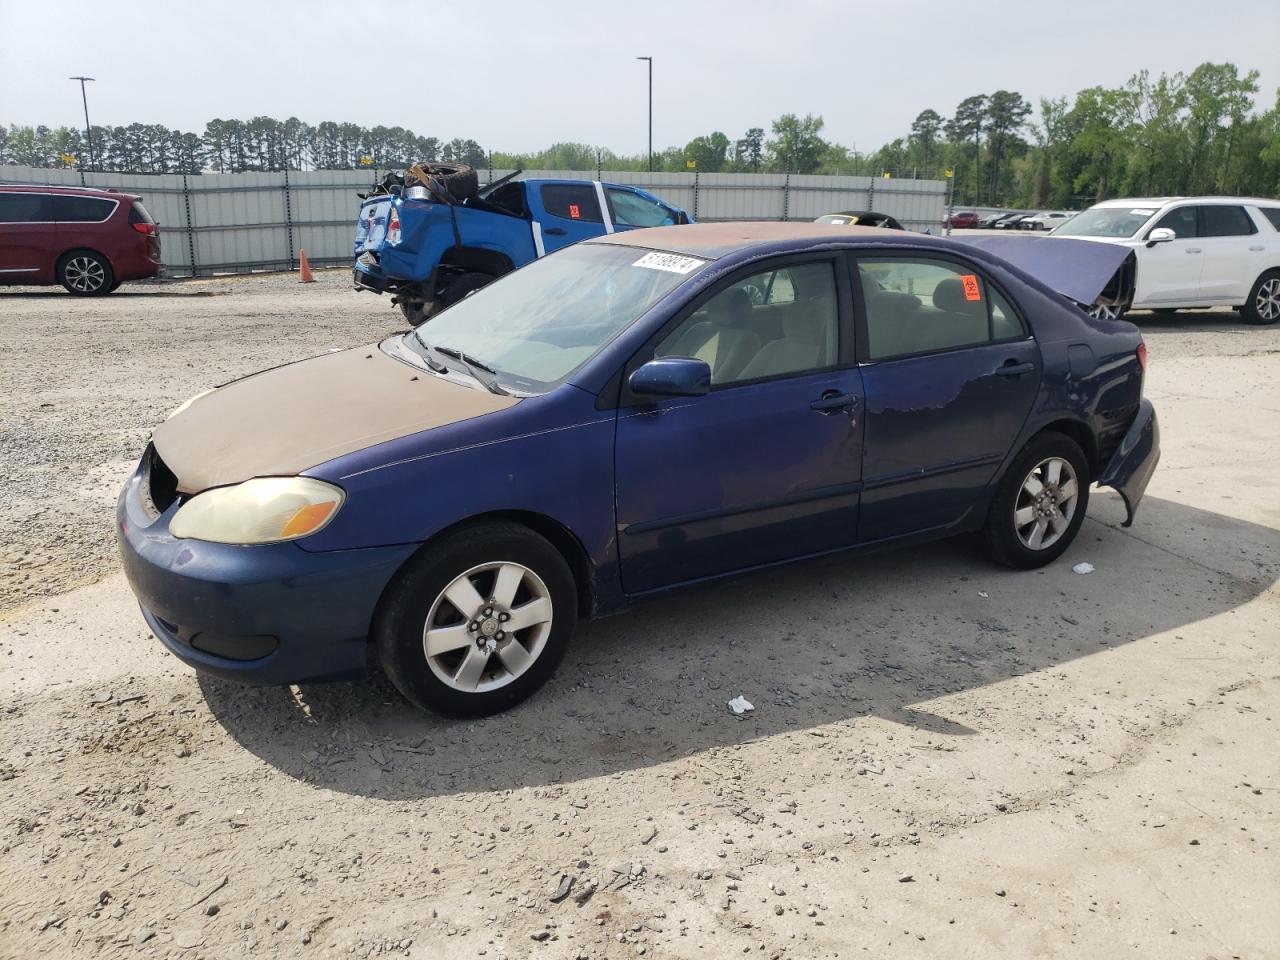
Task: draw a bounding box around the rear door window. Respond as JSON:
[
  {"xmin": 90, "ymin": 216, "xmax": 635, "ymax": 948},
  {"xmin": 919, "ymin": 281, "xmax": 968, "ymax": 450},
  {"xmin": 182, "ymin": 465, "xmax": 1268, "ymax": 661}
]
[
  {"xmin": 539, "ymin": 184, "xmax": 602, "ymax": 223},
  {"xmin": 1200, "ymin": 205, "xmax": 1256, "ymax": 237},
  {"xmin": 50, "ymin": 195, "xmax": 117, "ymax": 222},
  {"xmin": 0, "ymin": 193, "xmax": 52, "ymax": 222},
  {"xmin": 857, "ymin": 258, "xmax": 1023, "ymax": 361}
]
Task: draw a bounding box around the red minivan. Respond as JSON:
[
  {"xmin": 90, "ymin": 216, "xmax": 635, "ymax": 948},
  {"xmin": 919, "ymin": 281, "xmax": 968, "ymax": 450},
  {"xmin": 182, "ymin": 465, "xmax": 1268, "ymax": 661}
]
[{"xmin": 0, "ymin": 184, "xmax": 162, "ymax": 295}]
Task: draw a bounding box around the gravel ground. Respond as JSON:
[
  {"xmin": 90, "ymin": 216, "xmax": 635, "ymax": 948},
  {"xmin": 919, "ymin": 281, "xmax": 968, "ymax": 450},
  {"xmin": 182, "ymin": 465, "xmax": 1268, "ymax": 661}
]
[{"xmin": 0, "ymin": 274, "xmax": 1277, "ymax": 959}]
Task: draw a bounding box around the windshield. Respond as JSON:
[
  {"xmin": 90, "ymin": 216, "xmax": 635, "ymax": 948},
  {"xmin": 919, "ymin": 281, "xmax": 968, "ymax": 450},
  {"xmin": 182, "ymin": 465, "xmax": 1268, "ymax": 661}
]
[
  {"xmin": 413, "ymin": 243, "xmax": 706, "ymax": 393},
  {"xmin": 1052, "ymin": 206, "xmax": 1157, "ymax": 239}
]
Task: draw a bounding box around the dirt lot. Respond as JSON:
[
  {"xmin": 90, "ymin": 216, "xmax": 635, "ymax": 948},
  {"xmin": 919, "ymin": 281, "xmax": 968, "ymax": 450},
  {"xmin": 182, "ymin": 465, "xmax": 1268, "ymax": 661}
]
[{"xmin": 1, "ymin": 273, "xmax": 1277, "ymax": 960}]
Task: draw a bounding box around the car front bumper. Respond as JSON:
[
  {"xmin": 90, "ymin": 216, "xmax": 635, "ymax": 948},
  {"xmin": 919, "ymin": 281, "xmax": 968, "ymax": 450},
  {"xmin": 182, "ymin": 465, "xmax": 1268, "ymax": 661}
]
[
  {"xmin": 1099, "ymin": 398, "xmax": 1160, "ymax": 527},
  {"xmin": 116, "ymin": 462, "xmax": 417, "ymax": 685}
]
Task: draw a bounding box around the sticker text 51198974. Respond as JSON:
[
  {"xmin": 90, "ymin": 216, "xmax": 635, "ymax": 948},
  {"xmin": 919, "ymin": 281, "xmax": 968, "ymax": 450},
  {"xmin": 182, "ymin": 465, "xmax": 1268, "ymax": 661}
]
[{"xmin": 633, "ymin": 252, "xmax": 705, "ymax": 274}]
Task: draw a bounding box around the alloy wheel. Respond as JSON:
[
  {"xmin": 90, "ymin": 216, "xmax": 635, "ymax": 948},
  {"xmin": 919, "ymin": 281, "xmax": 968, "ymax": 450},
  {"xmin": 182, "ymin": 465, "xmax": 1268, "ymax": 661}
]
[
  {"xmin": 422, "ymin": 561, "xmax": 553, "ymax": 693},
  {"xmin": 1088, "ymin": 303, "xmax": 1124, "ymax": 321},
  {"xmin": 1013, "ymin": 456, "xmax": 1079, "ymax": 551},
  {"xmin": 64, "ymin": 256, "xmax": 106, "ymax": 293},
  {"xmin": 1256, "ymin": 278, "xmax": 1280, "ymax": 322}
]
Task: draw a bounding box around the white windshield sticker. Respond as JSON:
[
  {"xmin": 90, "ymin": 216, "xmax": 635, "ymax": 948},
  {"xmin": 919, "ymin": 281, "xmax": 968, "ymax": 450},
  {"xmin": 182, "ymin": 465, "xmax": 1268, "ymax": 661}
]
[
  {"xmin": 633, "ymin": 251, "xmax": 704, "ymax": 274},
  {"xmin": 1129, "ymin": 208, "xmax": 1156, "ymax": 216}
]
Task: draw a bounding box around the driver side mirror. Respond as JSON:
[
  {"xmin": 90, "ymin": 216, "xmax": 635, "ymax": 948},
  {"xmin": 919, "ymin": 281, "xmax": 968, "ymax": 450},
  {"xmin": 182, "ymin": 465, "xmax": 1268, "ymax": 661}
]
[
  {"xmin": 1146, "ymin": 227, "xmax": 1175, "ymax": 248},
  {"xmin": 629, "ymin": 357, "xmax": 711, "ymax": 398}
]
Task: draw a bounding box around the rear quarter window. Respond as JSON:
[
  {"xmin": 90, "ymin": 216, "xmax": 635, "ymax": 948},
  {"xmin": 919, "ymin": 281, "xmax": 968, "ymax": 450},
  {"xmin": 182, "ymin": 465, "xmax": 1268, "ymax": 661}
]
[
  {"xmin": 1260, "ymin": 207, "xmax": 1280, "ymax": 231},
  {"xmin": 0, "ymin": 193, "xmax": 51, "ymax": 222},
  {"xmin": 51, "ymin": 195, "xmax": 117, "ymax": 223}
]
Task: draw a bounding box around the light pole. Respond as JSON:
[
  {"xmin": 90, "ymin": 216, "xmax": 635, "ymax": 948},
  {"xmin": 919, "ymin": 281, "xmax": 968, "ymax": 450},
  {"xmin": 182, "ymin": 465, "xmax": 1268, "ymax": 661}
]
[
  {"xmin": 635, "ymin": 56, "xmax": 652, "ymax": 172},
  {"xmin": 70, "ymin": 76, "xmax": 95, "ymax": 171}
]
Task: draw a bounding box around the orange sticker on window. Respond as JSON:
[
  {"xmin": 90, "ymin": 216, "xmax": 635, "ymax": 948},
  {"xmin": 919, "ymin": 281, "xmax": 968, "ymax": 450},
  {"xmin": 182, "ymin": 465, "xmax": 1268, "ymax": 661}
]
[
  {"xmin": 568, "ymin": 203, "xmax": 581, "ymax": 219},
  {"xmin": 961, "ymin": 274, "xmax": 982, "ymax": 301}
]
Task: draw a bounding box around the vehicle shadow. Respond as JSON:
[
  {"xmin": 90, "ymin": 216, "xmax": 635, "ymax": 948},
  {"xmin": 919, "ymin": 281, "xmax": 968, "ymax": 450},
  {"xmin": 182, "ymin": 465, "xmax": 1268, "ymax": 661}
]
[
  {"xmin": 199, "ymin": 493, "xmax": 1278, "ymax": 799},
  {"xmin": 1128, "ymin": 308, "xmax": 1272, "ymax": 332},
  {"xmin": 0, "ymin": 290, "xmax": 224, "ymax": 299}
]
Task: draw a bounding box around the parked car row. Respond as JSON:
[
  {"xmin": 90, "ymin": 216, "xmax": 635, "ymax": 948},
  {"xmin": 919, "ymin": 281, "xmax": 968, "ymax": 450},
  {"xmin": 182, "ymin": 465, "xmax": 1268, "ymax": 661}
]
[
  {"xmin": 0, "ymin": 184, "xmax": 162, "ymax": 294},
  {"xmin": 947, "ymin": 210, "xmax": 1077, "ymax": 231}
]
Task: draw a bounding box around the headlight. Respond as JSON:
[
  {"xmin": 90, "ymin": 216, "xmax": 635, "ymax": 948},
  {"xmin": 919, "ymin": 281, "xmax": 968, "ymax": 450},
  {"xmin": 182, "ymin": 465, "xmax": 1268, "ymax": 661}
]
[{"xmin": 169, "ymin": 477, "xmax": 345, "ymax": 544}]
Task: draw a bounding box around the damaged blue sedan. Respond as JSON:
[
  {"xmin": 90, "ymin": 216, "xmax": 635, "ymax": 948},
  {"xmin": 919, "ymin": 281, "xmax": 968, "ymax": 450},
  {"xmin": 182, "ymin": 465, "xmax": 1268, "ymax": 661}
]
[{"xmin": 118, "ymin": 222, "xmax": 1159, "ymax": 717}]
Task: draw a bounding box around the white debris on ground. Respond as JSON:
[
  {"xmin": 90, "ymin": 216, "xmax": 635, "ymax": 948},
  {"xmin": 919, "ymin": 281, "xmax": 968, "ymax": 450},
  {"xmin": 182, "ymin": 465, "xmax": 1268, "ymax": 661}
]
[
  {"xmin": 727, "ymin": 695, "xmax": 755, "ymax": 715},
  {"xmin": 1072, "ymin": 562, "xmax": 1096, "ymax": 575}
]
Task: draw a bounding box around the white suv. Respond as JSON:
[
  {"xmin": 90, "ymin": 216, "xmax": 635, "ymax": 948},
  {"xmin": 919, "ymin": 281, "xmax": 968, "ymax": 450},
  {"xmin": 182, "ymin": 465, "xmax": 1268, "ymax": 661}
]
[{"xmin": 1049, "ymin": 197, "xmax": 1280, "ymax": 324}]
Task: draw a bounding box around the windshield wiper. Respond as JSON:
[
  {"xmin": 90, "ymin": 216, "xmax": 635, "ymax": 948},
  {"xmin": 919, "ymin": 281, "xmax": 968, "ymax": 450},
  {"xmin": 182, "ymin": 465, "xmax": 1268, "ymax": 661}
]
[{"xmin": 431, "ymin": 345, "xmax": 508, "ymax": 395}]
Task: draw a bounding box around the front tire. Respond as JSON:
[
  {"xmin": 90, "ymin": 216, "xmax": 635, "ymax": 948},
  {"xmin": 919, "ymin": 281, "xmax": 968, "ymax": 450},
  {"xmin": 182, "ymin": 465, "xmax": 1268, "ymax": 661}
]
[
  {"xmin": 375, "ymin": 521, "xmax": 578, "ymax": 717},
  {"xmin": 983, "ymin": 432, "xmax": 1091, "ymax": 569},
  {"xmin": 58, "ymin": 250, "xmax": 114, "ymax": 296},
  {"xmin": 1242, "ymin": 270, "xmax": 1280, "ymax": 325}
]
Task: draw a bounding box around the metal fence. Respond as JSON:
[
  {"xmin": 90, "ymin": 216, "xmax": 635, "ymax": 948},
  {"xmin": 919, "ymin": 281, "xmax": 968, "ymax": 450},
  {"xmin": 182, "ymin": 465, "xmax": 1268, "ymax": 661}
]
[{"xmin": 1, "ymin": 164, "xmax": 949, "ymax": 278}]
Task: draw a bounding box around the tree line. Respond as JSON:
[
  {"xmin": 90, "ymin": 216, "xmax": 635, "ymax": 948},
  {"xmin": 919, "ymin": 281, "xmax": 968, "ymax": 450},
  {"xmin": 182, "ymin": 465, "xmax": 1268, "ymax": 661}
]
[{"xmin": 2, "ymin": 61, "xmax": 1277, "ymax": 208}]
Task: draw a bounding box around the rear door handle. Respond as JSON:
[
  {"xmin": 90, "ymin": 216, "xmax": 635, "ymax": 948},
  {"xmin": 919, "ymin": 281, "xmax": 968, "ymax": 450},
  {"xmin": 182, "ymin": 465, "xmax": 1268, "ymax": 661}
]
[
  {"xmin": 544, "ymin": 227, "xmax": 568, "ymax": 236},
  {"xmin": 994, "ymin": 361, "xmax": 1035, "ymax": 377},
  {"xmin": 1249, "ymin": 245, "xmax": 1265, "ymax": 252},
  {"xmin": 810, "ymin": 392, "xmax": 860, "ymax": 413},
  {"xmin": 1185, "ymin": 247, "xmax": 1202, "ymax": 254}
]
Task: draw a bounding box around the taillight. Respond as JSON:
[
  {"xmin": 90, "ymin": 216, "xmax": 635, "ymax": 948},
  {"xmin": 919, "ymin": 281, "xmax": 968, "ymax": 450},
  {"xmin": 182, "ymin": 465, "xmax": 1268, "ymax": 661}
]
[
  {"xmin": 1136, "ymin": 342, "xmax": 1147, "ymax": 371},
  {"xmin": 387, "ymin": 206, "xmax": 401, "ymax": 245},
  {"xmin": 131, "ymin": 222, "xmax": 157, "ymax": 236}
]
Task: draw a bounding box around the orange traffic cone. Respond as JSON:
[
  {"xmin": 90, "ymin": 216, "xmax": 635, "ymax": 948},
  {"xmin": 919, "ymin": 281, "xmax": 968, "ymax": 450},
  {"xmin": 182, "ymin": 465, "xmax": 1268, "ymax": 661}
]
[{"xmin": 298, "ymin": 249, "xmax": 315, "ymax": 283}]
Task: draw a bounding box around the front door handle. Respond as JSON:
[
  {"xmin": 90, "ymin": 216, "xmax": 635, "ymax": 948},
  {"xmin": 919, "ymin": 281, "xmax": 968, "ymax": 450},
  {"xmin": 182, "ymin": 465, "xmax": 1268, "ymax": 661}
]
[
  {"xmin": 1249, "ymin": 245, "xmax": 1265, "ymax": 252},
  {"xmin": 1185, "ymin": 247, "xmax": 1202, "ymax": 254},
  {"xmin": 994, "ymin": 361, "xmax": 1035, "ymax": 377},
  {"xmin": 544, "ymin": 227, "xmax": 568, "ymax": 236},
  {"xmin": 810, "ymin": 391, "xmax": 860, "ymax": 413}
]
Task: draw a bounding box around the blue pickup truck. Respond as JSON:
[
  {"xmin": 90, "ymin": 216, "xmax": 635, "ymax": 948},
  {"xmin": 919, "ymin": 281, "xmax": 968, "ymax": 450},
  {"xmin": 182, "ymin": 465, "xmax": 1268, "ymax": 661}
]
[{"xmin": 353, "ymin": 170, "xmax": 692, "ymax": 324}]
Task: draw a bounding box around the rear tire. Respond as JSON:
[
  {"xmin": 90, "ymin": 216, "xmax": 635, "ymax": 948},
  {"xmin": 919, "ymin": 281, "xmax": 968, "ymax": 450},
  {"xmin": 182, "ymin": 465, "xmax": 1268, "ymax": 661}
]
[
  {"xmin": 57, "ymin": 250, "xmax": 114, "ymax": 296},
  {"xmin": 398, "ymin": 272, "xmax": 493, "ymax": 326},
  {"xmin": 1242, "ymin": 270, "xmax": 1280, "ymax": 325},
  {"xmin": 375, "ymin": 521, "xmax": 578, "ymax": 717},
  {"xmin": 983, "ymin": 431, "xmax": 1091, "ymax": 570},
  {"xmin": 399, "ymin": 300, "xmax": 439, "ymax": 327}
]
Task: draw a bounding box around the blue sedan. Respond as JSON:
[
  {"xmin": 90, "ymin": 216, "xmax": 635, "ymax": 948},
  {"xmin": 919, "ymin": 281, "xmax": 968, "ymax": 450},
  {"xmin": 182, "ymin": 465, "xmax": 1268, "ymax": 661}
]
[{"xmin": 117, "ymin": 222, "xmax": 1159, "ymax": 716}]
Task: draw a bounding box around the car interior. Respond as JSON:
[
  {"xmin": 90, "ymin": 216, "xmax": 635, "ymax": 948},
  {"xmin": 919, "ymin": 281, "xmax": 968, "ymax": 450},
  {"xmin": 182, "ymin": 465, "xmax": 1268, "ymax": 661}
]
[{"xmin": 655, "ymin": 263, "xmax": 839, "ymax": 384}]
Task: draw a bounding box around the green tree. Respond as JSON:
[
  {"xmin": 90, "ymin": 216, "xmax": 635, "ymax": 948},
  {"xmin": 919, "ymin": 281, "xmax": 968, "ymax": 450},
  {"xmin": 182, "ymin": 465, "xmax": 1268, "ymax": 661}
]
[
  {"xmin": 984, "ymin": 91, "xmax": 1031, "ymax": 204},
  {"xmin": 684, "ymin": 131, "xmax": 729, "ymax": 171},
  {"xmin": 1068, "ymin": 85, "xmax": 1138, "ymax": 202},
  {"xmin": 909, "ymin": 108, "xmax": 944, "ymax": 174},
  {"xmin": 767, "ymin": 114, "xmax": 826, "ymax": 173},
  {"xmin": 946, "ymin": 95, "xmax": 988, "ymax": 204}
]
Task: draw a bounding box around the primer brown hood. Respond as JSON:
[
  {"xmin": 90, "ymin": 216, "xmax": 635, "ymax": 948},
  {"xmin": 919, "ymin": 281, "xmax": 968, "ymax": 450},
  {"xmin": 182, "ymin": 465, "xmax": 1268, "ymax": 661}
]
[{"xmin": 153, "ymin": 345, "xmax": 518, "ymax": 493}]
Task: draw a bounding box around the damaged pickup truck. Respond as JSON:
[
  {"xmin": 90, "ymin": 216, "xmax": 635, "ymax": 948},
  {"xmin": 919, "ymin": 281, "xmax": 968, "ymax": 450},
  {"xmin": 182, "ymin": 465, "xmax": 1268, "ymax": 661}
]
[{"xmin": 353, "ymin": 163, "xmax": 692, "ymax": 324}]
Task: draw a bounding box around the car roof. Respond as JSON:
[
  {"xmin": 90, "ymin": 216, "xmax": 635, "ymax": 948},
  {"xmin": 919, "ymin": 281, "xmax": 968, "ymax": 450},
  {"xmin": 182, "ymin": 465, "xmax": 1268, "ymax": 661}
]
[
  {"xmin": 1093, "ymin": 196, "xmax": 1280, "ymax": 208},
  {"xmin": 587, "ymin": 221, "xmax": 955, "ymax": 259},
  {"xmin": 0, "ymin": 183, "xmax": 137, "ymax": 199}
]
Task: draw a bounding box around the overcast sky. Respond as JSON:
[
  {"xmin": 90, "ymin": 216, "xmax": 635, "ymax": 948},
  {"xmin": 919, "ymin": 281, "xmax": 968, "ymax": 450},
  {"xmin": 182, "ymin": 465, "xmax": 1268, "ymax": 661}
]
[{"xmin": 2, "ymin": 0, "xmax": 1277, "ymax": 155}]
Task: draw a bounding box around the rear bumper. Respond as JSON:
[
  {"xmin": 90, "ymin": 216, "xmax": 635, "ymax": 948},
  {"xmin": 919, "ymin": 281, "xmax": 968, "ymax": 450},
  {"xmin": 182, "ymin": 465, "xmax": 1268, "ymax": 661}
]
[
  {"xmin": 353, "ymin": 260, "xmax": 390, "ymax": 294},
  {"xmin": 116, "ymin": 462, "xmax": 417, "ymax": 685},
  {"xmin": 1099, "ymin": 398, "xmax": 1160, "ymax": 526}
]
